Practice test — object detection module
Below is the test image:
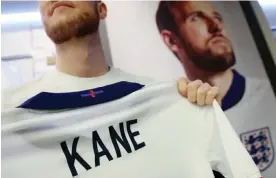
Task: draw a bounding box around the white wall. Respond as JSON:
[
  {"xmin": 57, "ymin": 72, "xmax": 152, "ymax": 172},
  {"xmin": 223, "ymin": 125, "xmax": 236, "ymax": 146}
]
[
  {"xmin": 1, "ymin": 58, "xmax": 34, "ymax": 89},
  {"xmin": 252, "ymin": 1, "xmax": 276, "ymax": 64},
  {"xmin": 104, "ymin": 1, "xmax": 269, "ymax": 81},
  {"xmin": 1, "ymin": 28, "xmax": 55, "ymax": 89},
  {"xmin": 258, "ymin": 1, "xmax": 276, "ymax": 28},
  {"xmin": 104, "ymin": 1, "xmax": 184, "ymax": 81},
  {"xmin": 1, "ymin": 31, "xmax": 32, "ymax": 57}
]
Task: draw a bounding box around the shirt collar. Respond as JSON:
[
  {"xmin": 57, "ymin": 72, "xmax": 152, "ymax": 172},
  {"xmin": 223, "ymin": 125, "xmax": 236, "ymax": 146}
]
[
  {"xmin": 18, "ymin": 81, "xmax": 144, "ymax": 110},
  {"xmin": 221, "ymin": 69, "xmax": 246, "ymax": 111}
]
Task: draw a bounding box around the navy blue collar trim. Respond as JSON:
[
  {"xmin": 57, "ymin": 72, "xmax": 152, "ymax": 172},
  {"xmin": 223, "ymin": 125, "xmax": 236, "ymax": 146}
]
[
  {"xmin": 18, "ymin": 81, "xmax": 145, "ymax": 110},
  {"xmin": 221, "ymin": 70, "xmax": 246, "ymax": 111}
]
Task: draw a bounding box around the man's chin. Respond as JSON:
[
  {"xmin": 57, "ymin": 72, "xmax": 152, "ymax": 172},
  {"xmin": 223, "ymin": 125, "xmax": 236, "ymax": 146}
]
[
  {"xmin": 192, "ymin": 55, "xmax": 235, "ymax": 73},
  {"xmin": 196, "ymin": 64, "xmax": 230, "ymax": 73},
  {"xmin": 46, "ymin": 22, "xmax": 99, "ymax": 44},
  {"xmin": 210, "ymin": 47, "xmax": 232, "ymax": 57}
]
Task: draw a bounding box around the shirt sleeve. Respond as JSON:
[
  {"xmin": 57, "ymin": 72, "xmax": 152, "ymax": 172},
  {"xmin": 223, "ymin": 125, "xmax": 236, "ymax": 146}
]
[{"xmin": 204, "ymin": 101, "xmax": 262, "ymax": 178}]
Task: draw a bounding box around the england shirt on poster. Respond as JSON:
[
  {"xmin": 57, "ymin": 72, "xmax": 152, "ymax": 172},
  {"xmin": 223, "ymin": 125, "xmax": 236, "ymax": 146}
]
[
  {"xmin": 225, "ymin": 77, "xmax": 276, "ymax": 178},
  {"xmin": 2, "ymin": 81, "xmax": 261, "ymax": 178}
]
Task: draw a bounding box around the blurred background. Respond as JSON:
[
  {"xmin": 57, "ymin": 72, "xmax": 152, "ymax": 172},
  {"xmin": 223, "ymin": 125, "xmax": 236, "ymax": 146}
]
[
  {"xmin": 1, "ymin": 0, "xmax": 276, "ymax": 89},
  {"xmin": 1, "ymin": 1, "xmax": 55, "ymax": 89}
]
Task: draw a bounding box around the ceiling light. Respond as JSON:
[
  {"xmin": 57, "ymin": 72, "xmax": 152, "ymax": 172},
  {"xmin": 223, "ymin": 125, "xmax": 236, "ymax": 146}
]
[{"xmin": 1, "ymin": 12, "xmax": 41, "ymax": 25}]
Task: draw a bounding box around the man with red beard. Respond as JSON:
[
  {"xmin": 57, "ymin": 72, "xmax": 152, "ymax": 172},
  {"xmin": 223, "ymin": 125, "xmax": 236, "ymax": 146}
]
[
  {"xmin": 156, "ymin": 1, "xmax": 275, "ymax": 177},
  {"xmin": 156, "ymin": 1, "xmax": 239, "ymax": 111},
  {"xmin": 2, "ymin": 1, "xmax": 261, "ymax": 178}
]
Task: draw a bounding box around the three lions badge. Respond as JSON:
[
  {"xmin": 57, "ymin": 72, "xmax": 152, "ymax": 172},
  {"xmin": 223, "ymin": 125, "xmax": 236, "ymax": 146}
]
[{"xmin": 240, "ymin": 127, "xmax": 274, "ymax": 171}]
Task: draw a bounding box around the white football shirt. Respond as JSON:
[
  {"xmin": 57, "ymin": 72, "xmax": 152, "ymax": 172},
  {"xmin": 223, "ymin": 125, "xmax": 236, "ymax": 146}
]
[
  {"xmin": 2, "ymin": 68, "xmax": 261, "ymax": 178},
  {"xmin": 225, "ymin": 77, "xmax": 276, "ymax": 178}
]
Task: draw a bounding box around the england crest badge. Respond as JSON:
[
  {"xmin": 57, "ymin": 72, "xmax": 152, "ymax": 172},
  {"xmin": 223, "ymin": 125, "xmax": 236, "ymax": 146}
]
[{"xmin": 240, "ymin": 127, "xmax": 274, "ymax": 172}]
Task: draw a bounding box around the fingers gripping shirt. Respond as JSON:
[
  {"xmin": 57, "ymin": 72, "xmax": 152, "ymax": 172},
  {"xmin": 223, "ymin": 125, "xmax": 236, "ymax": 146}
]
[{"xmin": 2, "ymin": 81, "xmax": 261, "ymax": 178}]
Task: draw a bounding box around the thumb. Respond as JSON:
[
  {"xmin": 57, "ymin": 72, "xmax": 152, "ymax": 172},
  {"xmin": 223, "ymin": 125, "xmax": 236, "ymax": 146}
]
[
  {"xmin": 177, "ymin": 77, "xmax": 189, "ymax": 97},
  {"xmin": 215, "ymin": 95, "xmax": 222, "ymax": 106}
]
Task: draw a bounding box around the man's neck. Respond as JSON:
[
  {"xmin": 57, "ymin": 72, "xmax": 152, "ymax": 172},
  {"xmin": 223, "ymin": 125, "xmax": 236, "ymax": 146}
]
[
  {"xmin": 185, "ymin": 64, "xmax": 233, "ymax": 99},
  {"xmin": 55, "ymin": 32, "xmax": 109, "ymax": 78},
  {"xmin": 206, "ymin": 69, "xmax": 233, "ymax": 99}
]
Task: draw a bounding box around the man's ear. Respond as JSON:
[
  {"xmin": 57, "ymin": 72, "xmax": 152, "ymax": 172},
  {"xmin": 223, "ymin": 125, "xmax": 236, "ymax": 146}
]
[
  {"xmin": 160, "ymin": 30, "xmax": 180, "ymax": 53},
  {"xmin": 98, "ymin": 2, "xmax": 107, "ymax": 19}
]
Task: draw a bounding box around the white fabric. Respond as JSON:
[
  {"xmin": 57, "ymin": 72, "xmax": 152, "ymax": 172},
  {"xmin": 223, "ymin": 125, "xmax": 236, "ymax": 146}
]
[{"xmin": 2, "ymin": 68, "xmax": 261, "ymax": 178}]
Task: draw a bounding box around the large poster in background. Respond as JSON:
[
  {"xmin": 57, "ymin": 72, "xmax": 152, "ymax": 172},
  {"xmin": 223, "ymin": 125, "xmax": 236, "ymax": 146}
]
[{"xmin": 104, "ymin": 1, "xmax": 276, "ymax": 177}]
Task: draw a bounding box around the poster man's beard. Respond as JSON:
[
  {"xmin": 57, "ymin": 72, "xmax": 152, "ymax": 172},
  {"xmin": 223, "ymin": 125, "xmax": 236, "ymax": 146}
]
[
  {"xmin": 44, "ymin": 12, "xmax": 100, "ymax": 44},
  {"xmin": 189, "ymin": 52, "xmax": 236, "ymax": 72},
  {"xmin": 181, "ymin": 39, "xmax": 236, "ymax": 72}
]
